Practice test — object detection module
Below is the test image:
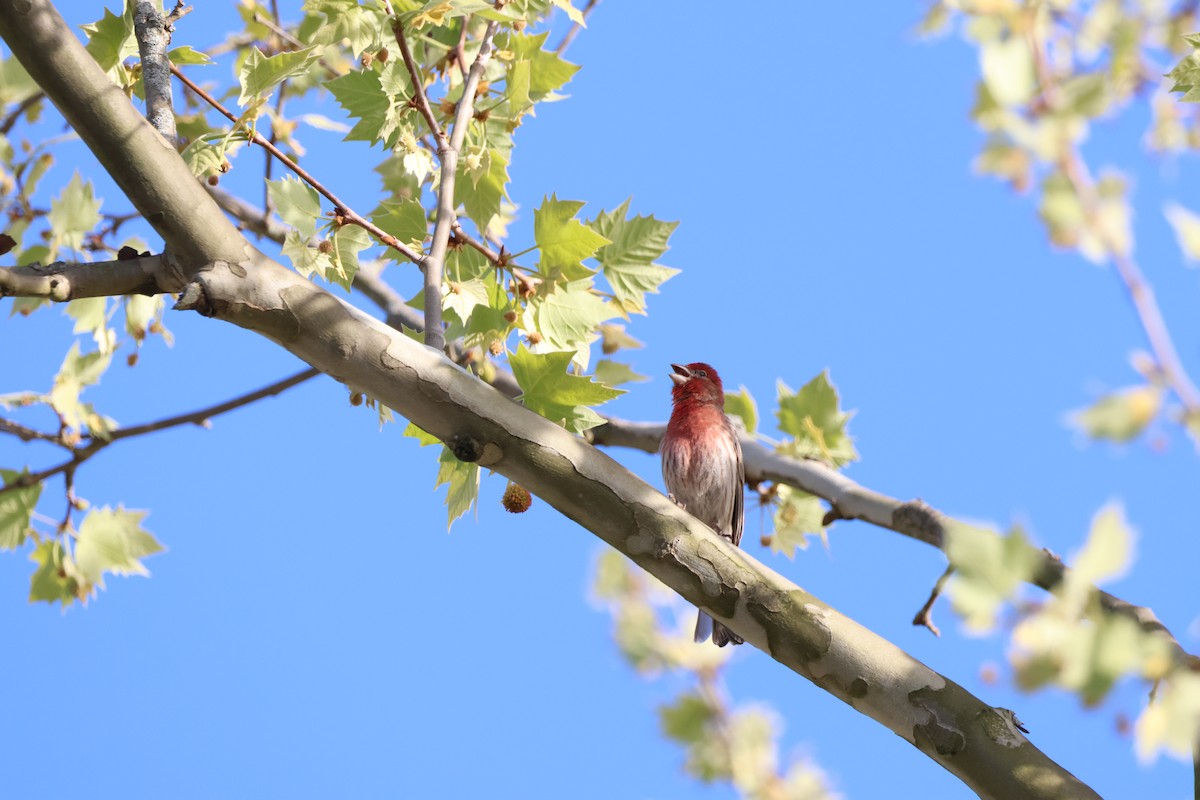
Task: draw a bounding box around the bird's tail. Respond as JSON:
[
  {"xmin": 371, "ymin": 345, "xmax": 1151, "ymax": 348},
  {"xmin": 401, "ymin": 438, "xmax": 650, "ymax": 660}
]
[{"xmin": 694, "ymin": 610, "xmax": 744, "ymax": 647}]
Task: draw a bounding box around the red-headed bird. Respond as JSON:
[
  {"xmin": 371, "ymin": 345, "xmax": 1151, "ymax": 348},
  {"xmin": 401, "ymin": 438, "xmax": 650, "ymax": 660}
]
[{"xmin": 661, "ymin": 362, "xmax": 745, "ymax": 647}]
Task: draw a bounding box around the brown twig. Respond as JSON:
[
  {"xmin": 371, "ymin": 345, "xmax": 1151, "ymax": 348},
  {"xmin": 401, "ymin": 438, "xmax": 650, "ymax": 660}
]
[
  {"xmin": 0, "ymin": 92, "xmax": 43, "ymax": 135},
  {"xmin": 0, "ymin": 368, "xmax": 321, "ymax": 500},
  {"xmin": 389, "ymin": 10, "xmax": 446, "ymax": 143},
  {"xmin": 0, "ymin": 418, "xmax": 68, "ymax": 446},
  {"xmin": 912, "ymin": 565, "xmax": 955, "ymax": 637},
  {"xmin": 553, "ymin": 0, "xmax": 599, "ymax": 56},
  {"xmin": 169, "ymin": 63, "xmax": 425, "ymax": 266}
]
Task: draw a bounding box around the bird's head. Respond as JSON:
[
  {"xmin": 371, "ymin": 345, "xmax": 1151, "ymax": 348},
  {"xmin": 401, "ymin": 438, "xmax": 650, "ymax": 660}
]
[{"xmin": 669, "ymin": 362, "xmax": 725, "ymax": 407}]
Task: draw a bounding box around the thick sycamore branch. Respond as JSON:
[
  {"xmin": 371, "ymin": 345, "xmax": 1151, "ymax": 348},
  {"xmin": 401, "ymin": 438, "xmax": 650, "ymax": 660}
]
[{"xmin": 0, "ymin": 3, "xmax": 1102, "ymax": 796}]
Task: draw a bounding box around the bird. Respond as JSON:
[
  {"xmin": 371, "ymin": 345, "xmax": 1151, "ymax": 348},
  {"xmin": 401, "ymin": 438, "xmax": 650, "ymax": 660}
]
[{"xmin": 661, "ymin": 362, "xmax": 745, "ymax": 647}]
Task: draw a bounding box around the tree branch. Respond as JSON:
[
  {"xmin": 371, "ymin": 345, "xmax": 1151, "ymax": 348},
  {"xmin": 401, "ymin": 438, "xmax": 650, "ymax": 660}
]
[
  {"xmin": 133, "ymin": 1, "xmax": 177, "ymax": 142},
  {"xmin": 422, "ymin": 19, "xmax": 499, "ymax": 352},
  {"xmin": 0, "ymin": 254, "xmax": 182, "ymax": 300},
  {"xmin": 0, "ymin": 367, "xmax": 320, "ymax": 499},
  {"xmin": 589, "ymin": 416, "xmax": 1198, "ymax": 670}
]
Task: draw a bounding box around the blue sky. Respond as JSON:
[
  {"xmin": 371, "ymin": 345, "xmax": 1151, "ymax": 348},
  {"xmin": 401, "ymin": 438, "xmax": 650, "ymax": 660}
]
[{"xmin": 2, "ymin": 2, "xmax": 1198, "ymax": 798}]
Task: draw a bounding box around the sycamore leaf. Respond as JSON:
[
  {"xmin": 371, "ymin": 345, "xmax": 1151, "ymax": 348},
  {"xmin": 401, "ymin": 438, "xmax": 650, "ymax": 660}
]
[
  {"xmin": 945, "ymin": 522, "xmax": 1040, "ymax": 632},
  {"xmin": 0, "ymin": 469, "xmax": 41, "ymax": 551},
  {"xmin": 1136, "ymin": 672, "xmax": 1200, "ymax": 762},
  {"xmin": 436, "ymin": 446, "xmax": 479, "ymax": 529},
  {"xmin": 168, "ymin": 46, "xmax": 212, "ymax": 66},
  {"xmin": 589, "ymin": 198, "xmax": 679, "ymax": 314},
  {"xmin": 529, "ymin": 279, "xmax": 614, "ymax": 367},
  {"xmin": 29, "ymin": 539, "xmax": 78, "ymax": 606},
  {"xmin": 238, "ymin": 46, "xmax": 320, "ymax": 106},
  {"xmin": 268, "ymin": 176, "xmax": 322, "ymax": 239},
  {"xmin": 775, "ymin": 371, "xmax": 857, "ymax": 466},
  {"xmin": 48, "ymin": 173, "xmax": 102, "ymax": 254},
  {"xmin": 599, "ymin": 323, "xmax": 643, "ymax": 354},
  {"xmin": 509, "ymin": 346, "xmax": 623, "ymax": 433},
  {"xmin": 550, "ymin": 0, "xmax": 586, "ymax": 25},
  {"xmin": 770, "ymin": 485, "xmax": 824, "ymax": 558},
  {"xmin": 1072, "ymin": 385, "xmax": 1161, "ymax": 442},
  {"xmin": 49, "ymin": 343, "xmax": 112, "ymax": 431},
  {"xmin": 500, "ymin": 32, "xmax": 580, "ymax": 99},
  {"xmin": 81, "ymin": 5, "xmax": 135, "ymax": 73},
  {"xmin": 535, "ymin": 195, "xmax": 609, "ymax": 280},
  {"xmin": 328, "ymin": 69, "xmax": 394, "ymax": 145},
  {"xmin": 325, "ymin": 223, "xmax": 371, "ymax": 291},
  {"xmin": 593, "ymin": 359, "xmax": 646, "ymax": 386},
  {"xmin": 456, "ymin": 148, "xmax": 510, "ymax": 232},
  {"xmin": 372, "ymin": 199, "xmax": 428, "ymax": 252},
  {"xmin": 724, "ymin": 385, "xmax": 758, "ymax": 435},
  {"xmin": 73, "ymin": 506, "xmax": 164, "ymax": 593},
  {"xmin": 660, "ymin": 693, "xmax": 715, "ymax": 745}
]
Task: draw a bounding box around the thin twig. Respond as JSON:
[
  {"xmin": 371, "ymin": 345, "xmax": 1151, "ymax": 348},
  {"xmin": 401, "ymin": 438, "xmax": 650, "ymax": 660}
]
[
  {"xmin": 0, "ymin": 368, "xmax": 320, "ymax": 499},
  {"xmin": 423, "ymin": 19, "xmax": 500, "ymax": 352},
  {"xmin": 912, "ymin": 565, "xmax": 955, "ymax": 637},
  {"xmin": 390, "ymin": 10, "xmax": 446, "ymax": 143},
  {"xmin": 1026, "ymin": 20, "xmax": 1200, "ymax": 418},
  {"xmin": 0, "ymin": 92, "xmax": 43, "ymax": 135},
  {"xmin": 169, "ymin": 64, "xmax": 424, "ymax": 266},
  {"xmin": 553, "ymin": 0, "xmax": 599, "ymax": 56},
  {"xmin": 0, "ymin": 418, "xmax": 68, "ymax": 446}
]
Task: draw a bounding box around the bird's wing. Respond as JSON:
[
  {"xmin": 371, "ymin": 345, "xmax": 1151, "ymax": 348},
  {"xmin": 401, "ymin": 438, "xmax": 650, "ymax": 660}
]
[{"xmin": 731, "ymin": 427, "xmax": 745, "ymax": 547}]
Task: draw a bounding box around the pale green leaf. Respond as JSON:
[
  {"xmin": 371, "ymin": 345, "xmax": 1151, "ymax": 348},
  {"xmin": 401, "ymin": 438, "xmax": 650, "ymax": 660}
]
[
  {"xmin": 436, "ymin": 445, "xmax": 479, "ymax": 528},
  {"xmin": 0, "ymin": 469, "xmax": 41, "ymax": 551},
  {"xmin": 775, "ymin": 371, "xmax": 857, "ymax": 466},
  {"xmin": 593, "ymin": 359, "xmax": 646, "ymax": 386},
  {"xmin": 48, "ymin": 173, "xmax": 102, "ymax": 253},
  {"xmin": 945, "ymin": 522, "xmax": 1040, "ymax": 632},
  {"xmin": 724, "ymin": 385, "xmax": 758, "ymax": 435},
  {"xmin": 1164, "ymin": 202, "xmax": 1200, "ymax": 264},
  {"xmin": 770, "ymin": 485, "xmax": 824, "ymax": 558},
  {"xmin": 73, "ymin": 506, "xmax": 164, "ymax": 592},
  {"xmin": 1072, "ymin": 385, "xmax": 1161, "ymax": 442},
  {"xmin": 268, "ymin": 176, "xmax": 322, "ymax": 239},
  {"xmin": 29, "ymin": 539, "xmax": 77, "ymax": 606}
]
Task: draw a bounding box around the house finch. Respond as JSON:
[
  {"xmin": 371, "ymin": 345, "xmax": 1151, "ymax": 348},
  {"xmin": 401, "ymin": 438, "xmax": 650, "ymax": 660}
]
[{"xmin": 661, "ymin": 362, "xmax": 745, "ymax": 647}]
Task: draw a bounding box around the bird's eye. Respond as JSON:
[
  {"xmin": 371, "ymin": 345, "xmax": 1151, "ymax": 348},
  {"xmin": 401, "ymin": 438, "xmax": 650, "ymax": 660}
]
[{"xmin": 695, "ymin": 370, "xmax": 707, "ymax": 378}]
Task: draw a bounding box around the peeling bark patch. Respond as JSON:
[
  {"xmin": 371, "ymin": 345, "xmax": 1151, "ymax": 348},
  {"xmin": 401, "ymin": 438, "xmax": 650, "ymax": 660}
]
[
  {"xmin": 892, "ymin": 499, "xmax": 944, "ymax": 547},
  {"xmin": 977, "ymin": 707, "xmax": 1028, "ymax": 748},
  {"xmin": 909, "ymin": 686, "xmax": 965, "ymax": 756},
  {"xmin": 228, "ymin": 261, "xmax": 248, "ymax": 278}
]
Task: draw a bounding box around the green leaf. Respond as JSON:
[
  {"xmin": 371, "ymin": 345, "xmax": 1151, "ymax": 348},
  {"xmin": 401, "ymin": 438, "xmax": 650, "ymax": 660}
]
[
  {"xmin": 728, "ymin": 708, "xmax": 777, "ymax": 795},
  {"xmin": 500, "ymin": 32, "xmax": 580, "ymax": 99},
  {"xmin": 775, "ymin": 371, "xmax": 857, "ymax": 466},
  {"xmin": 598, "ymin": 323, "xmax": 643, "ymax": 354},
  {"xmin": 0, "ymin": 55, "xmax": 39, "ymax": 105},
  {"xmin": 303, "ymin": 0, "xmax": 381, "ymax": 55},
  {"xmin": 980, "ymin": 35, "xmax": 1034, "ymax": 106},
  {"xmin": 326, "ymin": 223, "xmax": 371, "ymax": 290},
  {"xmin": 48, "ymin": 172, "xmax": 102, "ymax": 254},
  {"xmin": 589, "ymin": 198, "xmax": 679, "ymax": 314},
  {"xmin": 238, "ymin": 46, "xmax": 320, "ymax": 106},
  {"xmin": 1072, "ymin": 385, "xmax": 1161, "ymax": 442},
  {"xmin": 510, "ymin": 345, "xmax": 623, "ymax": 433},
  {"xmin": 660, "ymin": 693, "xmax": 714, "ymax": 744},
  {"xmin": 534, "ymin": 195, "xmax": 609, "ymax": 280},
  {"xmin": 168, "ymin": 46, "xmax": 213, "ymax": 66},
  {"xmin": 455, "ymin": 148, "xmax": 510, "ymax": 230},
  {"xmin": 724, "ymin": 385, "xmax": 757, "ymax": 435},
  {"xmin": 593, "ymin": 359, "xmax": 646, "ymax": 386},
  {"xmin": 280, "ymin": 229, "xmax": 328, "ymax": 279},
  {"xmin": 49, "ymin": 343, "xmax": 112, "ymax": 431},
  {"xmin": 945, "ymin": 522, "xmax": 1040, "ymax": 633},
  {"xmin": 328, "ymin": 69, "xmax": 395, "ymax": 145},
  {"xmin": 529, "ymin": 279, "xmax": 614, "ymax": 366},
  {"xmin": 81, "ymin": 5, "xmax": 136, "ymax": 73},
  {"xmin": 1070, "ymin": 502, "xmax": 1133, "ymax": 589},
  {"xmin": 402, "ymin": 421, "xmax": 441, "ymax": 446},
  {"xmin": 444, "ymin": 278, "xmax": 491, "ymax": 327},
  {"xmin": 29, "ymin": 539, "xmax": 78, "ymax": 606},
  {"xmin": 0, "ymin": 469, "xmax": 41, "ymax": 551},
  {"xmin": 770, "ymin": 485, "xmax": 824, "ymax": 558},
  {"xmin": 73, "ymin": 506, "xmax": 164, "ymax": 593},
  {"xmin": 268, "ymin": 176, "xmax": 322, "ymax": 239},
  {"xmin": 436, "ymin": 445, "xmax": 479, "ymax": 529},
  {"xmin": 372, "ymin": 199, "xmax": 428, "ymax": 252}
]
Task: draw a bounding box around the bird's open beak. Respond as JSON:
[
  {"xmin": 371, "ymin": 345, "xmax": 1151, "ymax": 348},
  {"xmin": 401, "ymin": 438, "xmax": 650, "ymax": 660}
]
[{"xmin": 669, "ymin": 363, "xmax": 691, "ymax": 386}]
